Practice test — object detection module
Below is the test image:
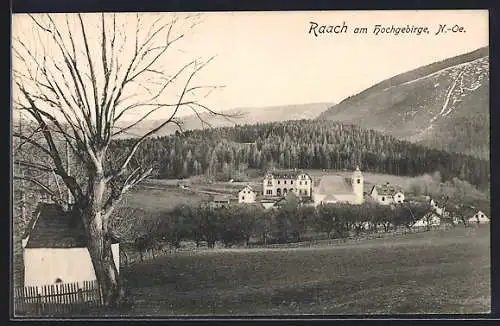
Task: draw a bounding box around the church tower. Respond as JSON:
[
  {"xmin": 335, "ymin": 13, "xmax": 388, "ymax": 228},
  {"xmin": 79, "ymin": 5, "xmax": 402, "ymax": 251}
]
[{"xmin": 351, "ymin": 166, "xmax": 364, "ymax": 204}]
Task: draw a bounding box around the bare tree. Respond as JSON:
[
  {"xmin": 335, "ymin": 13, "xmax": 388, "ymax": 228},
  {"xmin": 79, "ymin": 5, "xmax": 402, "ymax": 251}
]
[{"xmin": 12, "ymin": 13, "xmax": 232, "ymax": 307}]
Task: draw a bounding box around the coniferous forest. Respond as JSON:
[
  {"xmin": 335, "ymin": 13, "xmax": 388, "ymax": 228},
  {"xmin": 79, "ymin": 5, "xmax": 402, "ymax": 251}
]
[{"xmin": 108, "ymin": 119, "xmax": 490, "ymax": 191}]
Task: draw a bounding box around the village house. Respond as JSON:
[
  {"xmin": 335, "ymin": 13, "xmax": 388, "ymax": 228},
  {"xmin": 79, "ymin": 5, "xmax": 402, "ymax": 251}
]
[
  {"xmin": 468, "ymin": 210, "xmax": 489, "ymax": 224},
  {"xmin": 369, "ymin": 182, "xmax": 405, "ymax": 205},
  {"xmin": 413, "ymin": 214, "xmax": 441, "ymax": 229},
  {"xmin": 22, "ymin": 203, "xmax": 120, "ymax": 288},
  {"xmin": 259, "ymin": 198, "xmax": 279, "ymax": 209},
  {"xmin": 262, "ymin": 169, "xmax": 312, "ymax": 199},
  {"xmin": 238, "ymin": 185, "xmax": 257, "ymax": 204},
  {"xmin": 209, "ymin": 194, "xmax": 232, "ymax": 209},
  {"xmin": 312, "ymin": 167, "xmax": 364, "ymax": 206},
  {"xmin": 412, "ymin": 197, "xmax": 451, "ymax": 229},
  {"xmin": 429, "ymin": 198, "xmax": 444, "ymax": 216}
]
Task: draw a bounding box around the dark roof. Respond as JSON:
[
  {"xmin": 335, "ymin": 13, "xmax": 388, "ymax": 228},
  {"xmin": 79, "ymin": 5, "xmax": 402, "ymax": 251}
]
[
  {"xmin": 371, "ymin": 184, "xmax": 404, "ymax": 196},
  {"xmin": 239, "ymin": 185, "xmax": 255, "ymax": 193},
  {"xmin": 212, "ymin": 194, "xmax": 232, "ymax": 202},
  {"xmin": 265, "ymin": 169, "xmax": 308, "ymax": 179},
  {"xmin": 24, "ymin": 203, "xmax": 118, "ymax": 249},
  {"xmin": 260, "ymin": 197, "xmax": 281, "ymax": 203}
]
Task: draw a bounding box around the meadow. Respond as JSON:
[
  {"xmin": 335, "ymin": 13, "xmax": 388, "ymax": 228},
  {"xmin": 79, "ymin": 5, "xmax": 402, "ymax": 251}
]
[{"xmin": 120, "ymin": 226, "xmax": 490, "ymax": 316}]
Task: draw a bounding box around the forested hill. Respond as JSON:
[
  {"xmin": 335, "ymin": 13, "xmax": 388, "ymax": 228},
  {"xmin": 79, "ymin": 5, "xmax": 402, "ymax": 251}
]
[{"xmin": 109, "ymin": 119, "xmax": 489, "ymax": 190}]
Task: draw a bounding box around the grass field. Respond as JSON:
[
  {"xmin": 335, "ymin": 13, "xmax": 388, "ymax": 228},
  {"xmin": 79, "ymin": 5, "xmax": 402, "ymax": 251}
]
[
  {"xmin": 121, "ymin": 226, "xmax": 490, "ymax": 316},
  {"xmin": 121, "ymin": 186, "xmax": 210, "ymax": 214}
]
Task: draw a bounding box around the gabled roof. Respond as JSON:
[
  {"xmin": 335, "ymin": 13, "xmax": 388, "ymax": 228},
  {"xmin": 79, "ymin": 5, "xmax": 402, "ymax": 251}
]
[
  {"xmin": 371, "ymin": 184, "xmax": 404, "ymax": 196},
  {"xmin": 473, "ymin": 210, "xmax": 488, "ymax": 217},
  {"xmin": 239, "ymin": 185, "xmax": 255, "ymax": 193},
  {"xmin": 212, "ymin": 194, "xmax": 232, "ymax": 202},
  {"xmin": 316, "ymin": 175, "xmax": 353, "ymax": 195},
  {"xmin": 260, "ymin": 197, "xmax": 281, "ymax": 203},
  {"xmin": 24, "ymin": 203, "xmax": 119, "ymax": 249},
  {"xmin": 265, "ymin": 169, "xmax": 307, "ymax": 179}
]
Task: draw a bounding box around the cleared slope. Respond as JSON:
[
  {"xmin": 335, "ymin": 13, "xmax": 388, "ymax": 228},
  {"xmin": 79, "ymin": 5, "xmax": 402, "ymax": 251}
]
[{"xmin": 319, "ymin": 47, "xmax": 489, "ymax": 159}]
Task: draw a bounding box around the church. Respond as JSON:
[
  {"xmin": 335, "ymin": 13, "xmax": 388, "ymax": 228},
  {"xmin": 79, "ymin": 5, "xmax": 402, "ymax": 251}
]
[{"xmin": 312, "ymin": 167, "xmax": 364, "ymax": 206}]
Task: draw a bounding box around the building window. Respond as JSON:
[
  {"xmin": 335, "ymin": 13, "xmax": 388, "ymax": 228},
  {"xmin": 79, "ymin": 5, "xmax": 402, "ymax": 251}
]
[
  {"xmin": 277, "ymin": 188, "xmax": 282, "ymax": 196},
  {"xmin": 267, "ymin": 181, "xmax": 272, "ymax": 186},
  {"xmin": 55, "ymin": 278, "xmax": 62, "ymax": 284},
  {"xmin": 242, "ymin": 196, "xmax": 245, "ymax": 200},
  {"xmin": 299, "ymin": 181, "xmax": 302, "ymax": 185},
  {"xmin": 304, "ymin": 181, "xmax": 307, "ymax": 185},
  {"xmin": 381, "ymin": 197, "xmax": 385, "ymax": 202},
  {"xmin": 277, "ymin": 180, "xmax": 280, "ymax": 185},
  {"xmin": 357, "ymin": 179, "xmax": 360, "ymax": 184},
  {"xmin": 291, "ymin": 180, "xmax": 293, "ymax": 184},
  {"xmin": 284, "ymin": 180, "xmax": 287, "ymax": 185},
  {"xmin": 266, "ymin": 190, "xmax": 272, "ymax": 195}
]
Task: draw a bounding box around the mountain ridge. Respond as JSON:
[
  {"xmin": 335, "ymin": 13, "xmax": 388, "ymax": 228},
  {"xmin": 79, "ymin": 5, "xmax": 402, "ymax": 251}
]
[
  {"xmin": 114, "ymin": 102, "xmax": 335, "ymax": 138},
  {"xmin": 318, "ymin": 46, "xmax": 489, "ymax": 160}
]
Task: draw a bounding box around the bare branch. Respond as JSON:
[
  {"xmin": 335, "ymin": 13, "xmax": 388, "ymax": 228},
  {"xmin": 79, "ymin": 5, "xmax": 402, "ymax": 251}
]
[
  {"xmin": 14, "ymin": 175, "xmax": 68, "ymax": 206},
  {"xmin": 15, "ymin": 160, "xmax": 56, "ymax": 173},
  {"xmin": 113, "ymin": 60, "xmax": 196, "ymax": 123}
]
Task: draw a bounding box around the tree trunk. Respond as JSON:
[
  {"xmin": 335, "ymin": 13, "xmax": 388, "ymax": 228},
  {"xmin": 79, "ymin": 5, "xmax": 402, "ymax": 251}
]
[
  {"xmin": 86, "ymin": 215, "xmax": 124, "ymax": 308},
  {"xmin": 80, "ymin": 174, "xmax": 125, "ymax": 308},
  {"xmin": 122, "ymin": 251, "xmax": 128, "ymax": 266}
]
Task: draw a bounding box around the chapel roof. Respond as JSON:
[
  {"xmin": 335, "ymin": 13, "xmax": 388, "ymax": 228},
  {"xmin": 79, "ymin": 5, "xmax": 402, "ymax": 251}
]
[
  {"xmin": 316, "ymin": 175, "xmax": 353, "ymax": 195},
  {"xmin": 24, "ymin": 203, "xmax": 119, "ymax": 249}
]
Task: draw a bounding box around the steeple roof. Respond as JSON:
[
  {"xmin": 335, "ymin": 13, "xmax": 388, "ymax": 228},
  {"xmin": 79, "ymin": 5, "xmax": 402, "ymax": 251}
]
[{"xmin": 352, "ymin": 166, "xmax": 363, "ymax": 178}]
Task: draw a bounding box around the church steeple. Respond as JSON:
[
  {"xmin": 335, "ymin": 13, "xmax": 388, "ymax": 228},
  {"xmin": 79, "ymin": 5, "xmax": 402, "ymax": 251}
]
[{"xmin": 351, "ymin": 166, "xmax": 364, "ymax": 204}]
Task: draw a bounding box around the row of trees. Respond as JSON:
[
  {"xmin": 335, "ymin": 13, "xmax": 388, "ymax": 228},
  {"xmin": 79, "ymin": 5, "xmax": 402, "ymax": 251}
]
[
  {"xmin": 110, "ymin": 120, "xmax": 490, "ymax": 190},
  {"xmin": 112, "ymin": 199, "xmax": 438, "ymax": 256}
]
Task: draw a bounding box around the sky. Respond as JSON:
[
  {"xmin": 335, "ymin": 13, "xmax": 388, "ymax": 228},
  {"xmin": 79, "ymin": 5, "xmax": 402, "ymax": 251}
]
[{"xmin": 12, "ymin": 10, "xmax": 489, "ymax": 120}]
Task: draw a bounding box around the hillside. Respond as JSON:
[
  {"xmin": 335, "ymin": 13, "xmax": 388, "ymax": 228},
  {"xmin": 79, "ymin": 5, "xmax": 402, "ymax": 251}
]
[
  {"xmin": 110, "ymin": 120, "xmax": 489, "ymax": 190},
  {"xmin": 318, "ymin": 47, "xmax": 489, "ymax": 160},
  {"xmin": 114, "ymin": 102, "xmax": 334, "ymax": 138}
]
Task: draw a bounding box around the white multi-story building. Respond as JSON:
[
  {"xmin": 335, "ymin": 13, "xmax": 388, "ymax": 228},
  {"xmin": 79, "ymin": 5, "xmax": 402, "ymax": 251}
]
[{"xmin": 262, "ymin": 169, "xmax": 312, "ymax": 198}]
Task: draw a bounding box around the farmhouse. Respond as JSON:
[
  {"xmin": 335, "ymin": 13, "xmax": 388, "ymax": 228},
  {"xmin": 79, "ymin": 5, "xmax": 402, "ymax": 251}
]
[
  {"xmin": 260, "ymin": 198, "xmax": 279, "ymax": 209},
  {"xmin": 262, "ymin": 169, "xmax": 312, "ymax": 199},
  {"xmin": 370, "ymin": 182, "xmax": 405, "ymax": 205},
  {"xmin": 22, "ymin": 203, "xmax": 120, "ymax": 288},
  {"xmin": 413, "ymin": 214, "xmax": 441, "ymax": 229},
  {"xmin": 238, "ymin": 185, "xmax": 257, "ymax": 204},
  {"xmin": 468, "ymin": 211, "xmax": 489, "ymax": 224},
  {"xmin": 429, "ymin": 198, "xmax": 445, "ymax": 216},
  {"xmin": 209, "ymin": 195, "xmax": 232, "ymax": 209},
  {"xmin": 312, "ymin": 167, "xmax": 364, "ymax": 205}
]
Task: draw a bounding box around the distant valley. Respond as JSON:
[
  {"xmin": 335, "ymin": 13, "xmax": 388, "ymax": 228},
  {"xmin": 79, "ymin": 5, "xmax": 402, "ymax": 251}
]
[{"xmin": 114, "ymin": 102, "xmax": 335, "ymax": 138}]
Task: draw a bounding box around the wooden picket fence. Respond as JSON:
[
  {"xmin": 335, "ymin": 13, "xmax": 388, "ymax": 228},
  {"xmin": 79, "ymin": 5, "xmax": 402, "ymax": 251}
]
[{"xmin": 14, "ymin": 280, "xmax": 103, "ymax": 316}]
